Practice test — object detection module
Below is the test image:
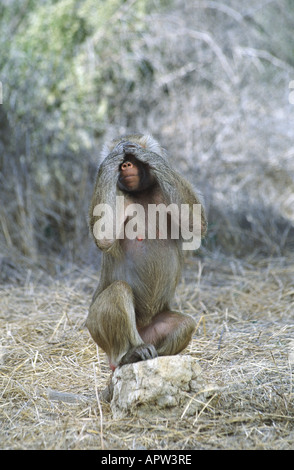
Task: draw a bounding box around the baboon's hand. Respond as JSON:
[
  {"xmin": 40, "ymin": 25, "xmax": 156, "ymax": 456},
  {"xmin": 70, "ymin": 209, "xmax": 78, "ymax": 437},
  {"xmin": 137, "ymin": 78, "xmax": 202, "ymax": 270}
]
[
  {"xmin": 99, "ymin": 142, "xmax": 124, "ymax": 177},
  {"xmin": 119, "ymin": 344, "xmax": 158, "ymax": 366},
  {"xmin": 123, "ymin": 142, "xmax": 167, "ymax": 169},
  {"xmin": 123, "ymin": 141, "xmax": 141, "ymax": 155},
  {"xmin": 111, "ymin": 141, "xmax": 125, "ymax": 156}
]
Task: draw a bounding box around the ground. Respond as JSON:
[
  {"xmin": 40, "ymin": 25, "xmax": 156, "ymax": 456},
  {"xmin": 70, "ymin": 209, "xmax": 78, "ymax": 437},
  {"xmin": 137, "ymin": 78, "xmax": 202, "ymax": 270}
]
[{"xmin": 1, "ymin": 253, "xmax": 293, "ymax": 450}]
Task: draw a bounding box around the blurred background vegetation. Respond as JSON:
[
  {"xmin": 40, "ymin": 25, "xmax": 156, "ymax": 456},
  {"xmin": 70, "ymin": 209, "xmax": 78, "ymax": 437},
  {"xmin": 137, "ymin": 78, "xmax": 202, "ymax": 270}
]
[{"xmin": 1, "ymin": 0, "xmax": 294, "ymax": 281}]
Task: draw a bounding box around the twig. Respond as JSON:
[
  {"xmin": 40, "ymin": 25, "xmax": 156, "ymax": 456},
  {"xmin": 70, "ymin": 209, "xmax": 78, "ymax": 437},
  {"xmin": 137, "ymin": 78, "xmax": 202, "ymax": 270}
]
[
  {"xmin": 92, "ymin": 362, "xmax": 105, "ymax": 450},
  {"xmin": 193, "ymin": 393, "xmax": 218, "ymax": 425}
]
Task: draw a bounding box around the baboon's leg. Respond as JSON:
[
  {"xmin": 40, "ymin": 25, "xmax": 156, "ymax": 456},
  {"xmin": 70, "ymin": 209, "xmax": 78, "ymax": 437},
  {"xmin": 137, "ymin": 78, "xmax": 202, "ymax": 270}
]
[
  {"xmin": 138, "ymin": 311, "xmax": 196, "ymax": 356},
  {"xmin": 86, "ymin": 280, "xmax": 156, "ymax": 370}
]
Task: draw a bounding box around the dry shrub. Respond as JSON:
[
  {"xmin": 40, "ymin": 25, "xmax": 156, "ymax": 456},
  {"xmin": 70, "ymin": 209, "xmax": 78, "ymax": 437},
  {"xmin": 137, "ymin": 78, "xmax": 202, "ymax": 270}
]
[{"xmin": 1, "ymin": 0, "xmax": 294, "ymax": 261}]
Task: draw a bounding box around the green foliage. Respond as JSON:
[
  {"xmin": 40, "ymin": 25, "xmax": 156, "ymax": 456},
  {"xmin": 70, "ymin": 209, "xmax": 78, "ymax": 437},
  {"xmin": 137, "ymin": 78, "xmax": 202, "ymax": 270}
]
[
  {"xmin": 0, "ymin": 0, "xmax": 159, "ymax": 260},
  {"xmin": 3, "ymin": 0, "xmax": 153, "ymax": 140}
]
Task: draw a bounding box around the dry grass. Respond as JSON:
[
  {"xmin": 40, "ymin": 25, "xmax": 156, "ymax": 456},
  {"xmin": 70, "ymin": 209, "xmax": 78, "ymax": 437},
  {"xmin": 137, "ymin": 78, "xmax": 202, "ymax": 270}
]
[{"xmin": 1, "ymin": 253, "xmax": 293, "ymax": 450}]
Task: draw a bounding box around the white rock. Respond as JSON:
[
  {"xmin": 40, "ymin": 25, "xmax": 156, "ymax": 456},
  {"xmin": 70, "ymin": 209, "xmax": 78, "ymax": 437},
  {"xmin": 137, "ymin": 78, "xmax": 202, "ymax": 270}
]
[{"xmin": 110, "ymin": 355, "xmax": 218, "ymax": 419}]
